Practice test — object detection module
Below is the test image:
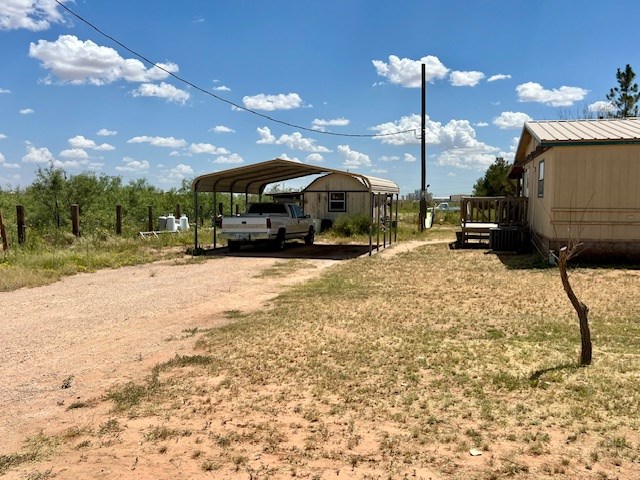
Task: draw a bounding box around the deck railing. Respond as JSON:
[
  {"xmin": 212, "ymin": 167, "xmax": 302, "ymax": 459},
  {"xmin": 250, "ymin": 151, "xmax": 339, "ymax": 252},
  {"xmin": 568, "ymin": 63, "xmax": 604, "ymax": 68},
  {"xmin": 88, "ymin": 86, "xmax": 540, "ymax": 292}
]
[{"xmin": 461, "ymin": 196, "xmax": 528, "ymax": 226}]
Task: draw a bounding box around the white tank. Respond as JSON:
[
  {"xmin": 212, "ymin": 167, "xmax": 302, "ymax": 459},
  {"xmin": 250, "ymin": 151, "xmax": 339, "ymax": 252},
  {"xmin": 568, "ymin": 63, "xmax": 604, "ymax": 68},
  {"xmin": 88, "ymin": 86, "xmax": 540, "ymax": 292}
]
[
  {"xmin": 179, "ymin": 214, "xmax": 190, "ymax": 231},
  {"xmin": 158, "ymin": 216, "xmax": 167, "ymax": 231},
  {"xmin": 165, "ymin": 215, "xmax": 177, "ymax": 231}
]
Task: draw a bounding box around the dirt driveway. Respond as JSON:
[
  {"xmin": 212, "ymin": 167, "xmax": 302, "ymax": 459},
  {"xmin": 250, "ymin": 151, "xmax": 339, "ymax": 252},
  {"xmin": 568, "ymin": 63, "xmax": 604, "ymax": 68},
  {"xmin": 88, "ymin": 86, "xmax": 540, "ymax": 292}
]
[{"xmin": 0, "ymin": 250, "xmax": 348, "ymax": 447}]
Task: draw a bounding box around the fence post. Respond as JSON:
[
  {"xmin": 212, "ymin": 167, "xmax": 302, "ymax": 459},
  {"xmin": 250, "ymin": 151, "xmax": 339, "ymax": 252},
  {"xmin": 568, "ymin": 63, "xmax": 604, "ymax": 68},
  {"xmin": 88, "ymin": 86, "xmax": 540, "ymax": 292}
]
[
  {"xmin": 71, "ymin": 204, "xmax": 80, "ymax": 237},
  {"xmin": 147, "ymin": 205, "xmax": 153, "ymax": 232},
  {"xmin": 116, "ymin": 204, "xmax": 122, "ymax": 235},
  {"xmin": 16, "ymin": 205, "xmax": 26, "ymax": 244},
  {"xmin": 0, "ymin": 210, "xmax": 8, "ymax": 251}
]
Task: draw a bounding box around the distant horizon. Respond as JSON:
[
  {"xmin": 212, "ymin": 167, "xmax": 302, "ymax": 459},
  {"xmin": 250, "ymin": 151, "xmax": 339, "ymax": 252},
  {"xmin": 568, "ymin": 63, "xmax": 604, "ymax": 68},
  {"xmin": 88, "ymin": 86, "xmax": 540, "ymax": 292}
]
[{"xmin": 1, "ymin": 1, "xmax": 638, "ymax": 196}]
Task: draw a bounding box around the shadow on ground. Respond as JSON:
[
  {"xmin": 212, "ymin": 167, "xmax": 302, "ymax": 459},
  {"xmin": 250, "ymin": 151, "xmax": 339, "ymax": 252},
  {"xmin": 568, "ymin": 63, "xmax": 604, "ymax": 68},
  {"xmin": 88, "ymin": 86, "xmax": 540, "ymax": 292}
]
[{"xmin": 196, "ymin": 241, "xmax": 373, "ymax": 260}]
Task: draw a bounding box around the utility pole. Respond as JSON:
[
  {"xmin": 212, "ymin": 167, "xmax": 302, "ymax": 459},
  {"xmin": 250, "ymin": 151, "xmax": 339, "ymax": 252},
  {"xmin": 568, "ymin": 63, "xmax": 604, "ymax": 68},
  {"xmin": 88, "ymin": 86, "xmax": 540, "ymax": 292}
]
[{"xmin": 419, "ymin": 63, "xmax": 427, "ymax": 231}]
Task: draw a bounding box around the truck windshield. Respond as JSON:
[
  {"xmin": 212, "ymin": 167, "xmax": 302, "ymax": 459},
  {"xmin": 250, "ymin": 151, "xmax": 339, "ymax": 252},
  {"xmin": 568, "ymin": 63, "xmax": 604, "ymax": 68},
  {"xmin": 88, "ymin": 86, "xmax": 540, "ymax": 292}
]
[{"xmin": 247, "ymin": 203, "xmax": 288, "ymax": 214}]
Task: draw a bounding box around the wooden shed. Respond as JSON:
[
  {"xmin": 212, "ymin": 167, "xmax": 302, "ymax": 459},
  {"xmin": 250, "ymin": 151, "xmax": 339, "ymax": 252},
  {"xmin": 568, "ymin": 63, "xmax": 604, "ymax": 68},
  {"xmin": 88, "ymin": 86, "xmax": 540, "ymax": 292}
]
[
  {"xmin": 510, "ymin": 118, "xmax": 640, "ymax": 257},
  {"xmin": 303, "ymin": 172, "xmax": 399, "ymax": 224}
]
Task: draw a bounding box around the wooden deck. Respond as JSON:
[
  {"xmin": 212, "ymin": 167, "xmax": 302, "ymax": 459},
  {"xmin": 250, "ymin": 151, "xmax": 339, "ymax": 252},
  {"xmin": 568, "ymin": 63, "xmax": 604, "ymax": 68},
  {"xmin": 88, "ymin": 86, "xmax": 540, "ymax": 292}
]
[{"xmin": 459, "ymin": 197, "xmax": 528, "ymax": 249}]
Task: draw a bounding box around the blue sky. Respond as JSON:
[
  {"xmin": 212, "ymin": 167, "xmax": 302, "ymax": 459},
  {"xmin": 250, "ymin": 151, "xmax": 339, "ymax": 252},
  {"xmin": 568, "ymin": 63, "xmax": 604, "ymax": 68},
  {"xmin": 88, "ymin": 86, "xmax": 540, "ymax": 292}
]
[{"xmin": 1, "ymin": 0, "xmax": 639, "ymax": 196}]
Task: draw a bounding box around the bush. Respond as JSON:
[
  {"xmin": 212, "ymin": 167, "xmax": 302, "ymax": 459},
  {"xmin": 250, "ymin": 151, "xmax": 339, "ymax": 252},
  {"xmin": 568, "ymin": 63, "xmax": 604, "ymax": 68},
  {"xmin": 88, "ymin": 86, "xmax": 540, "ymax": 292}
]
[{"xmin": 331, "ymin": 214, "xmax": 371, "ymax": 237}]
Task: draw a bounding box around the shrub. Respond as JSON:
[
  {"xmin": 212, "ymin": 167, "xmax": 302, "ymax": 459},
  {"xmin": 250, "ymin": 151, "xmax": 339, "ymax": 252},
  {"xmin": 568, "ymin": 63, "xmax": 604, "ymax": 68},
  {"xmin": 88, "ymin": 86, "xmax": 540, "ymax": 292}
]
[{"xmin": 331, "ymin": 214, "xmax": 371, "ymax": 237}]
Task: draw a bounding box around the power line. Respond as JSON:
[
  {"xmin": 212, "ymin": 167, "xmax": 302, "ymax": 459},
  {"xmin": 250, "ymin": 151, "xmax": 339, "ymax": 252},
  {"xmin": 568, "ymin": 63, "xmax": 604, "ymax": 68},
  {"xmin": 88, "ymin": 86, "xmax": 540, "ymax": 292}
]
[{"xmin": 53, "ymin": 0, "xmax": 416, "ymax": 139}]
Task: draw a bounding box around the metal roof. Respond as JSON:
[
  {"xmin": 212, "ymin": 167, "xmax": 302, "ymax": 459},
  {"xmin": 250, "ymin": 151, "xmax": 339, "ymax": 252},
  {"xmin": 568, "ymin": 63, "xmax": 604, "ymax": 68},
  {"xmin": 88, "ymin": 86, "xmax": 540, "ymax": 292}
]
[
  {"xmin": 192, "ymin": 158, "xmax": 399, "ymax": 195},
  {"xmin": 515, "ymin": 118, "xmax": 640, "ymax": 162}
]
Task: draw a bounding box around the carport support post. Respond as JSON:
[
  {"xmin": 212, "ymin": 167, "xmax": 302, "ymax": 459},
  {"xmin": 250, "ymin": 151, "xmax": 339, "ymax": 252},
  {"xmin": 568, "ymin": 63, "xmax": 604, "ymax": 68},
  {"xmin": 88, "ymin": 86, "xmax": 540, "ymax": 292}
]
[
  {"xmin": 394, "ymin": 194, "xmax": 399, "ymax": 243},
  {"xmin": 383, "ymin": 195, "xmax": 387, "ymax": 248},
  {"xmin": 376, "ymin": 193, "xmax": 380, "ymax": 251},
  {"xmin": 369, "ymin": 192, "xmax": 373, "ymax": 256},
  {"xmin": 213, "ymin": 192, "xmax": 217, "ymax": 249},
  {"xmin": 193, "ymin": 190, "xmax": 199, "ymax": 252}
]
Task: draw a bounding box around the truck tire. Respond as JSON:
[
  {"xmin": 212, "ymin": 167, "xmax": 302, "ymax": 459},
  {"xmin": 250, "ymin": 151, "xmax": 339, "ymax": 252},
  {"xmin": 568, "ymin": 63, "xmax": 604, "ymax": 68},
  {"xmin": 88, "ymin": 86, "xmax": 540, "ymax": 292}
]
[
  {"xmin": 227, "ymin": 241, "xmax": 240, "ymax": 252},
  {"xmin": 304, "ymin": 227, "xmax": 315, "ymax": 246},
  {"xmin": 275, "ymin": 230, "xmax": 286, "ymax": 250}
]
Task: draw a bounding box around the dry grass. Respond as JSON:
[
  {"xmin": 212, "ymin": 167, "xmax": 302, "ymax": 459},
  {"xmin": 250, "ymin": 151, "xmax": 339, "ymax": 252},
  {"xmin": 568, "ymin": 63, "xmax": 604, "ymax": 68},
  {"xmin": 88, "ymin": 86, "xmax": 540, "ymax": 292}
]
[{"xmin": 5, "ymin": 243, "xmax": 640, "ymax": 478}]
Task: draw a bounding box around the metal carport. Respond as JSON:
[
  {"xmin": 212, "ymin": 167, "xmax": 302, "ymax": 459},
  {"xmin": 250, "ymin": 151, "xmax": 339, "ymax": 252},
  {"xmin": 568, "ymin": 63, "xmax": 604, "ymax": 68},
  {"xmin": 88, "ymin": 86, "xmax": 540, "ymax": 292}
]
[{"xmin": 191, "ymin": 158, "xmax": 400, "ymax": 255}]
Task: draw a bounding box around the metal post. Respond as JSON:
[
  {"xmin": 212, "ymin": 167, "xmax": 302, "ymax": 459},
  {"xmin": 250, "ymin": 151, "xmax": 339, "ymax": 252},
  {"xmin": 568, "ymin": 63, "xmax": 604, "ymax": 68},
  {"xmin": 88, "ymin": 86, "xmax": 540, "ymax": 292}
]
[
  {"xmin": 230, "ymin": 192, "xmax": 234, "ymax": 216},
  {"xmin": 383, "ymin": 194, "xmax": 387, "ymax": 248},
  {"xmin": 193, "ymin": 190, "xmax": 199, "ymax": 252},
  {"xmin": 376, "ymin": 193, "xmax": 380, "ymax": 251},
  {"xmin": 394, "ymin": 194, "xmax": 399, "ymax": 243},
  {"xmin": 213, "ymin": 192, "xmax": 217, "ymax": 248},
  {"xmin": 369, "ymin": 192, "xmax": 373, "ymax": 256}
]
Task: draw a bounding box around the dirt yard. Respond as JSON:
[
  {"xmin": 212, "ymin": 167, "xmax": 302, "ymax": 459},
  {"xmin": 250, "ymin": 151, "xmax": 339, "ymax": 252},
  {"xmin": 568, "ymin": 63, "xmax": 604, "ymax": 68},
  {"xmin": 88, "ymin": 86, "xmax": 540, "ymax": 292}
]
[{"xmin": 1, "ymin": 241, "xmax": 430, "ymax": 477}]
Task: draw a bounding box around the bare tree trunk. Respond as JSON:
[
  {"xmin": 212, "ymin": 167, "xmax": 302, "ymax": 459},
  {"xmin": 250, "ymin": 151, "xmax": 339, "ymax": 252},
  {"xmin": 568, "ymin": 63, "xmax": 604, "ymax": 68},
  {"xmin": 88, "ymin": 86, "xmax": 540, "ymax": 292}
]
[{"xmin": 558, "ymin": 246, "xmax": 592, "ymax": 366}]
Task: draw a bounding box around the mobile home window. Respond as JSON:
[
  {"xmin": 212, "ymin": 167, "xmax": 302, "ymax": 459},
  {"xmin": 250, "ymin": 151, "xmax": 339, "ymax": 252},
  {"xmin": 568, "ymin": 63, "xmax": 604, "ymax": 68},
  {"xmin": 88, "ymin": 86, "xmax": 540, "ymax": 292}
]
[
  {"xmin": 328, "ymin": 192, "xmax": 346, "ymax": 212},
  {"xmin": 537, "ymin": 160, "xmax": 544, "ymax": 198}
]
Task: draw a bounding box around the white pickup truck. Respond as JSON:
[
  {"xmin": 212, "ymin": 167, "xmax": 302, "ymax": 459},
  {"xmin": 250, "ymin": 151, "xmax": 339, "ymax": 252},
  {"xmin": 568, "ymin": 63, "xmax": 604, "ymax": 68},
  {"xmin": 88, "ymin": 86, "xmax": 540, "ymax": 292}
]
[{"xmin": 220, "ymin": 202, "xmax": 315, "ymax": 251}]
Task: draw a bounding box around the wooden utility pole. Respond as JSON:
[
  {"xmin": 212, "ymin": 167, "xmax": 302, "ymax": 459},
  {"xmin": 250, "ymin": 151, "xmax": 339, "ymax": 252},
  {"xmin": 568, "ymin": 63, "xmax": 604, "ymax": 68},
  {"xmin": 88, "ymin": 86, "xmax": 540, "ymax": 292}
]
[
  {"xmin": 419, "ymin": 63, "xmax": 427, "ymax": 231},
  {"xmin": 175, "ymin": 203, "xmax": 181, "ymax": 219}
]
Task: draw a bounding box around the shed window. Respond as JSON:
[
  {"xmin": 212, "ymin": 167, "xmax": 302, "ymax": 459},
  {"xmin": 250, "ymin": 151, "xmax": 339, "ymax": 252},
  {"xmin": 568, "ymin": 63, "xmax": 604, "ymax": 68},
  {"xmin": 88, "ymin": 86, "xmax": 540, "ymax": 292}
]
[
  {"xmin": 537, "ymin": 160, "xmax": 545, "ymax": 198},
  {"xmin": 328, "ymin": 192, "xmax": 346, "ymax": 212}
]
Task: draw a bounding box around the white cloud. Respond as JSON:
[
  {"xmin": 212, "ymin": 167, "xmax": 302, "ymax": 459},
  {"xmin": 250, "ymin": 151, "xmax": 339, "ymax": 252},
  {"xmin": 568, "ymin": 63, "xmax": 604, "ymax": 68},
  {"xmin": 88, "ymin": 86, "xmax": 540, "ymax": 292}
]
[
  {"xmin": 116, "ymin": 157, "xmax": 149, "ymax": 172},
  {"xmin": 404, "ymin": 153, "xmax": 416, "ymax": 162},
  {"xmin": 97, "ymin": 128, "xmax": 117, "ymax": 136},
  {"xmin": 338, "ymin": 145, "xmax": 371, "ymax": 169},
  {"xmin": 474, "ymin": 122, "xmax": 489, "ymax": 127},
  {"xmin": 306, "ymin": 153, "xmax": 324, "ymax": 163},
  {"xmin": 256, "ymin": 126, "xmax": 330, "ymax": 153},
  {"xmin": 0, "ymin": 153, "xmax": 4, "ymax": 162},
  {"xmin": 29, "ymin": 35, "xmax": 178, "ymax": 85},
  {"xmin": 210, "ymin": 125, "xmax": 235, "ymax": 133},
  {"xmin": 131, "ymin": 82, "xmax": 190, "ymax": 104},
  {"xmin": 127, "ymin": 136, "xmax": 187, "ymax": 148},
  {"xmin": 277, "ymin": 153, "xmax": 301, "ymax": 163},
  {"xmin": 169, "ymin": 151, "xmax": 182, "ymax": 157},
  {"xmin": 169, "ymin": 163, "xmax": 193, "ymax": 178},
  {"xmin": 59, "ymin": 148, "xmax": 89, "ymax": 159},
  {"xmin": 372, "ymin": 55, "xmax": 449, "ymax": 87},
  {"xmin": 516, "ymin": 81, "xmax": 588, "ymax": 107},
  {"xmin": 450, "ymin": 70, "xmax": 485, "ymax": 87},
  {"xmin": 0, "ymin": 133, "xmax": 6, "ymax": 139},
  {"xmin": 372, "ymin": 114, "xmax": 505, "ymax": 170},
  {"xmin": 22, "ymin": 144, "xmax": 54, "ymax": 163},
  {"xmin": 213, "ymin": 153, "xmax": 244, "ymax": 164},
  {"xmin": 379, "ymin": 155, "xmax": 400, "ymax": 162},
  {"xmin": 588, "ymin": 101, "xmax": 616, "ymax": 114},
  {"xmin": 0, "ymin": 88, "xmax": 10, "ymax": 94},
  {"xmin": 243, "ymin": 93, "xmax": 303, "ymax": 111},
  {"xmin": 487, "ymin": 74, "xmax": 511, "ymax": 82},
  {"xmin": 371, "ymin": 168, "xmax": 388, "ymax": 174},
  {"xmin": 312, "ymin": 118, "xmax": 350, "ymax": 131},
  {"xmin": 20, "ymin": 108, "xmax": 34, "ymax": 115},
  {"xmin": 0, "ymin": 0, "xmax": 68, "ymax": 31},
  {"xmin": 493, "ymin": 111, "xmax": 532, "ymax": 129},
  {"xmin": 68, "ymin": 135, "xmax": 115, "ymax": 151},
  {"xmin": 213, "ymin": 85, "xmax": 230, "ymax": 92},
  {"xmin": 2, "ymin": 161, "xmax": 21, "ymax": 169},
  {"xmin": 189, "ymin": 143, "xmax": 229, "ymax": 155}
]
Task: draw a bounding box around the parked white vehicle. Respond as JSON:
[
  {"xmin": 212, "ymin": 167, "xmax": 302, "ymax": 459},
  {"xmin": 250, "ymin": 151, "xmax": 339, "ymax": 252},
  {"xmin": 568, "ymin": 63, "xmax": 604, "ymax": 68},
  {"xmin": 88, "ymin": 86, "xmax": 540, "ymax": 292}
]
[
  {"xmin": 435, "ymin": 202, "xmax": 461, "ymax": 212},
  {"xmin": 220, "ymin": 202, "xmax": 315, "ymax": 251}
]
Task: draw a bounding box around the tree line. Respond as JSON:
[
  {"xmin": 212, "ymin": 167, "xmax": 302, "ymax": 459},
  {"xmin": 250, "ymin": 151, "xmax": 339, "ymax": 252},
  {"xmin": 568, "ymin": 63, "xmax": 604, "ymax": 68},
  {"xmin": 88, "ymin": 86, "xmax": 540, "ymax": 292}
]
[{"xmin": 0, "ymin": 165, "xmax": 238, "ymax": 243}]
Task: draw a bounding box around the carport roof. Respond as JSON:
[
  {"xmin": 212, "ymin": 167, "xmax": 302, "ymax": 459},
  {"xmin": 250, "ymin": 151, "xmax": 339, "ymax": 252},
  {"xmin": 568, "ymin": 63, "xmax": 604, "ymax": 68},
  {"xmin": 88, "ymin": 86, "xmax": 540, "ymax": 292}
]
[{"xmin": 192, "ymin": 158, "xmax": 399, "ymax": 195}]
